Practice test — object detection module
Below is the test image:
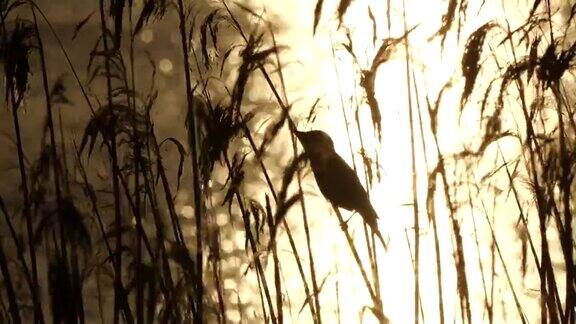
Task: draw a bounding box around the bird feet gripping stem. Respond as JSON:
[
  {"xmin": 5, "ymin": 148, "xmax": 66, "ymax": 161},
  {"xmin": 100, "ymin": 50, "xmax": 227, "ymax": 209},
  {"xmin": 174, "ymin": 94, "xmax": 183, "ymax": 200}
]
[{"xmin": 339, "ymin": 213, "xmax": 355, "ymax": 230}]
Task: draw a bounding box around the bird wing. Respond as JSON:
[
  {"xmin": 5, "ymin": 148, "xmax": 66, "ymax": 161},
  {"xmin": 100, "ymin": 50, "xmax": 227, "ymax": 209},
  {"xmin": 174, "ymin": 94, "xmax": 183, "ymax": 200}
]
[
  {"xmin": 312, "ymin": 154, "xmax": 384, "ymax": 247},
  {"xmin": 314, "ymin": 155, "xmax": 372, "ymax": 212}
]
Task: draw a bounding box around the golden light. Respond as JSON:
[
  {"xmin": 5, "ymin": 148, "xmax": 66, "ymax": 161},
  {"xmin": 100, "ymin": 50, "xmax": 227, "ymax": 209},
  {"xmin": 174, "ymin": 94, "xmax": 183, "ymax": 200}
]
[
  {"xmin": 0, "ymin": 0, "xmax": 570, "ymax": 322},
  {"xmin": 228, "ymin": 0, "xmax": 563, "ymax": 322}
]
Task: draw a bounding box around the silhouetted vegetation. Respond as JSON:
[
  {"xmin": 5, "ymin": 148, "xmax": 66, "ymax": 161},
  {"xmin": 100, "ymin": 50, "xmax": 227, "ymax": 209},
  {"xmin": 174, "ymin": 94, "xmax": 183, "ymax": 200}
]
[{"xmin": 0, "ymin": 0, "xmax": 575, "ymax": 323}]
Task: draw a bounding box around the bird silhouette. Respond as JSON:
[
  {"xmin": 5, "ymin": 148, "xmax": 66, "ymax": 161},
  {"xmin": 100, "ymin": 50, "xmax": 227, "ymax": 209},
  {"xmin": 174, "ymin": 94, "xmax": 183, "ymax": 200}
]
[{"xmin": 296, "ymin": 130, "xmax": 387, "ymax": 248}]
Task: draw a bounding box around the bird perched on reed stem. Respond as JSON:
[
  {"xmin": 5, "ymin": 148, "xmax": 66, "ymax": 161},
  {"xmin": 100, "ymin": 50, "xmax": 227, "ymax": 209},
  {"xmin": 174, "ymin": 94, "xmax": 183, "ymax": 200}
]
[{"xmin": 296, "ymin": 130, "xmax": 387, "ymax": 248}]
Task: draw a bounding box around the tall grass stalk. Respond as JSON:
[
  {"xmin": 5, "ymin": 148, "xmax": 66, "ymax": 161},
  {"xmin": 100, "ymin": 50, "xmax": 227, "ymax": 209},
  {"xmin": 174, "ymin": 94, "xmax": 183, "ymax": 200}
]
[
  {"xmin": 551, "ymin": 85, "xmax": 575, "ymax": 322},
  {"xmin": 329, "ymin": 35, "xmax": 383, "ymax": 313},
  {"xmin": 474, "ymin": 182, "xmax": 527, "ymax": 323},
  {"xmin": 268, "ymin": 25, "xmax": 322, "ymax": 324},
  {"xmin": 31, "ymin": 5, "xmax": 83, "ymax": 321},
  {"xmin": 468, "ymin": 189, "xmax": 490, "ymax": 323},
  {"xmin": 424, "ymin": 53, "xmax": 470, "ymax": 324},
  {"xmin": 221, "ymin": 3, "xmax": 323, "ymax": 320},
  {"xmin": 126, "ymin": 4, "xmax": 144, "ymax": 323},
  {"xmin": 401, "ymin": 1, "xmax": 420, "ymax": 322},
  {"xmin": 0, "ymin": 7, "xmax": 43, "ymax": 322},
  {"xmin": 332, "ymin": 206, "xmax": 385, "ymax": 322},
  {"xmin": 414, "ymin": 74, "xmax": 445, "ymax": 324},
  {"xmin": 223, "ymin": 153, "xmax": 278, "ymax": 322},
  {"xmin": 500, "ymin": 17, "xmax": 561, "ymax": 320},
  {"xmin": 175, "ymin": 1, "xmax": 205, "ymax": 320},
  {"xmin": 97, "ymin": 1, "xmax": 125, "ymax": 322},
  {"xmin": 403, "ymin": 229, "xmax": 425, "ymax": 321}
]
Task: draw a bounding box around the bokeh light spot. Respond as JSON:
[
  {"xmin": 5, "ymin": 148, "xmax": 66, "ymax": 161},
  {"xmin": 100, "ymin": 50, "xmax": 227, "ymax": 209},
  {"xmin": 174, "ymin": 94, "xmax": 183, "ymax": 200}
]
[
  {"xmin": 181, "ymin": 205, "xmax": 194, "ymax": 219},
  {"xmin": 140, "ymin": 29, "xmax": 154, "ymax": 43},
  {"xmin": 159, "ymin": 58, "xmax": 173, "ymax": 74}
]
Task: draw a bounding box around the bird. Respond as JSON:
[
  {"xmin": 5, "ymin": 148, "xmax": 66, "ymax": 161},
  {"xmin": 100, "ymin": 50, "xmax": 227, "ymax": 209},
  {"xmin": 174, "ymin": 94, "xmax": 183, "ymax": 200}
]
[{"xmin": 295, "ymin": 129, "xmax": 387, "ymax": 248}]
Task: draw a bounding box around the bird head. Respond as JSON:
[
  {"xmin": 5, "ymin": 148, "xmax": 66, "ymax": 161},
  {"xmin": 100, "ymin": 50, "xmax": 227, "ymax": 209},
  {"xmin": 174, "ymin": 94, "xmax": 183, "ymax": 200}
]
[{"xmin": 295, "ymin": 130, "xmax": 335, "ymax": 160}]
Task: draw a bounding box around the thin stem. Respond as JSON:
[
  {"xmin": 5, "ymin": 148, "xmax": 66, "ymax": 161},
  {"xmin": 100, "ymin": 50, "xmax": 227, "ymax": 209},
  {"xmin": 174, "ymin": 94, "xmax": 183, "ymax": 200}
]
[
  {"xmin": 175, "ymin": 1, "xmax": 205, "ymax": 320},
  {"xmin": 97, "ymin": 2, "xmax": 125, "ymax": 322},
  {"xmin": 551, "ymin": 85, "xmax": 574, "ymax": 322},
  {"xmin": 401, "ymin": 2, "xmax": 420, "ymax": 322},
  {"xmin": 332, "ymin": 207, "xmax": 386, "ymax": 323},
  {"xmin": 476, "ymin": 192, "xmax": 527, "ymax": 323},
  {"xmin": 220, "ymin": 5, "xmax": 320, "ymax": 320},
  {"xmin": 127, "ymin": 4, "xmax": 144, "ymax": 323},
  {"xmin": 330, "ymin": 33, "xmax": 383, "ymax": 312},
  {"xmin": 414, "ymin": 83, "xmax": 445, "ymax": 324},
  {"xmin": 223, "ymin": 155, "xmax": 277, "ymax": 323},
  {"xmin": 269, "ymin": 27, "xmax": 321, "ymax": 324}
]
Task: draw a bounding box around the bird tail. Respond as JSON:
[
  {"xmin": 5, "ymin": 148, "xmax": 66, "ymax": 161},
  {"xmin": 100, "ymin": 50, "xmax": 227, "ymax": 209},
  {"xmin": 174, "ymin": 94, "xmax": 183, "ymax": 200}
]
[{"xmin": 360, "ymin": 206, "xmax": 388, "ymax": 249}]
